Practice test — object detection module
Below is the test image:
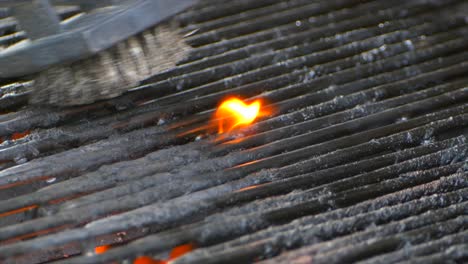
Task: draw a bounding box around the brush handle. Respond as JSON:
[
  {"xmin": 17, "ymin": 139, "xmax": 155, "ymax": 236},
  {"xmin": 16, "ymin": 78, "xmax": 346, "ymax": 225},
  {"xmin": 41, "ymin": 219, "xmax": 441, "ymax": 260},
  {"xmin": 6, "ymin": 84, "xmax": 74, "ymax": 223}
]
[
  {"xmin": 0, "ymin": 0, "xmax": 197, "ymax": 78},
  {"xmin": 7, "ymin": 0, "xmax": 61, "ymax": 40}
]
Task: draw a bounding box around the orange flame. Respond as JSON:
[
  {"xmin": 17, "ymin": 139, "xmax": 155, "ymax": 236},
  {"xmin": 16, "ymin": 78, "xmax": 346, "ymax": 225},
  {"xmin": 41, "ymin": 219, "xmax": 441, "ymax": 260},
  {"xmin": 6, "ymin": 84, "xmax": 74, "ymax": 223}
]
[
  {"xmin": 215, "ymin": 97, "xmax": 263, "ymax": 134},
  {"xmin": 174, "ymin": 97, "xmax": 272, "ymax": 139}
]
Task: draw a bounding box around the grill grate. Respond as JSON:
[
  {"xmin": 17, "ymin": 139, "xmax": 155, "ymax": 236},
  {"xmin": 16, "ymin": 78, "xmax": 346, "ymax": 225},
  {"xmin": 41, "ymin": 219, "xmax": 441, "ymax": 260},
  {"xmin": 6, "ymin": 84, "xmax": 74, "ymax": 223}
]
[{"xmin": 0, "ymin": 0, "xmax": 467, "ymax": 263}]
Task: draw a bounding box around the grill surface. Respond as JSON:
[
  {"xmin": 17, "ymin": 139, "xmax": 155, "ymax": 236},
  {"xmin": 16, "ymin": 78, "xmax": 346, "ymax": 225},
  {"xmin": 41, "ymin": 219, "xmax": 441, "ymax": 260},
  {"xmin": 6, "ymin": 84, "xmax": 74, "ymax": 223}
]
[{"xmin": 0, "ymin": 0, "xmax": 467, "ymax": 263}]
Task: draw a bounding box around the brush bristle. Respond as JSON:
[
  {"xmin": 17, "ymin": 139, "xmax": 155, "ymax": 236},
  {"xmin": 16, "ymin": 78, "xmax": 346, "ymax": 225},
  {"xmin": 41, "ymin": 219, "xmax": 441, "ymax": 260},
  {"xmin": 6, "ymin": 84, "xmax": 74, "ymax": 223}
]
[{"xmin": 30, "ymin": 24, "xmax": 191, "ymax": 106}]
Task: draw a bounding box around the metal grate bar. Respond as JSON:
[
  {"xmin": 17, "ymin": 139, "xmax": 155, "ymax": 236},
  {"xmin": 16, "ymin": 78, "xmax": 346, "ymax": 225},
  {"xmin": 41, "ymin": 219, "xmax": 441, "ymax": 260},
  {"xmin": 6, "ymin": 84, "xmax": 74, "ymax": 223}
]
[{"xmin": 0, "ymin": 134, "xmax": 465, "ymax": 258}]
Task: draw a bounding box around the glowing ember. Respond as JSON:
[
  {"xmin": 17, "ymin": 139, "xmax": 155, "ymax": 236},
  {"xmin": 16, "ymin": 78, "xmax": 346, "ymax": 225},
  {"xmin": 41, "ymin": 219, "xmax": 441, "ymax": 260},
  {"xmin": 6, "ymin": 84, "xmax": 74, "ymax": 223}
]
[
  {"xmin": 133, "ymin": 256, "xmax": 164, "ymax": 264},
  {"xmin": 215, "ymin": 97, "xmax": 262, "ymax": 134},
  {"xmin": 236, "ymin": 184, "xmax": 263, "ymax": 192},
  {"xmin": 133, "ymin": 244, "xmax": 194, "ymax": 264},
  {"xmin": 95, "ymin": 245, "xmax": 111, "ymax": 254},
  {"xmin": 0, "ymin": 130, "xmax": 30, "ymax": 144},
  {"xmin": 0, "ymin": 205, "xmax": 38, "ymax": 218},
  {"xmin": 169, "ymin": 244, "xmax": 194, "ymax": 259},
  {"xmin": 11, "ymin": 130, "xmax": 30, "ymax": 141}
]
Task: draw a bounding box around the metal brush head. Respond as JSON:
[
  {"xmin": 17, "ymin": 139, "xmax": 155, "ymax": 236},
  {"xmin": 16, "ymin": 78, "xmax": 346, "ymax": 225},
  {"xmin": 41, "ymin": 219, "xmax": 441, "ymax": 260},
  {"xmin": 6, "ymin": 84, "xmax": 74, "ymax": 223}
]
[{"xmin": 31, "ymin": 24, "xmax": 191, "ymax": 106}]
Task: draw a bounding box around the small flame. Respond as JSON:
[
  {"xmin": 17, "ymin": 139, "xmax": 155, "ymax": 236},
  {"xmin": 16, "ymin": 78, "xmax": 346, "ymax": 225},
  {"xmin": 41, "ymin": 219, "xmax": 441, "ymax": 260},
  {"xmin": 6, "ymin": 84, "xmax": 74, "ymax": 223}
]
[
  {"xmin": 174, "ymin": 96, "xmax": 272, "ymax": 139},
  {"xmin": 215, "ymin": 97, "xmax": 263, "ymax": 134}
]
